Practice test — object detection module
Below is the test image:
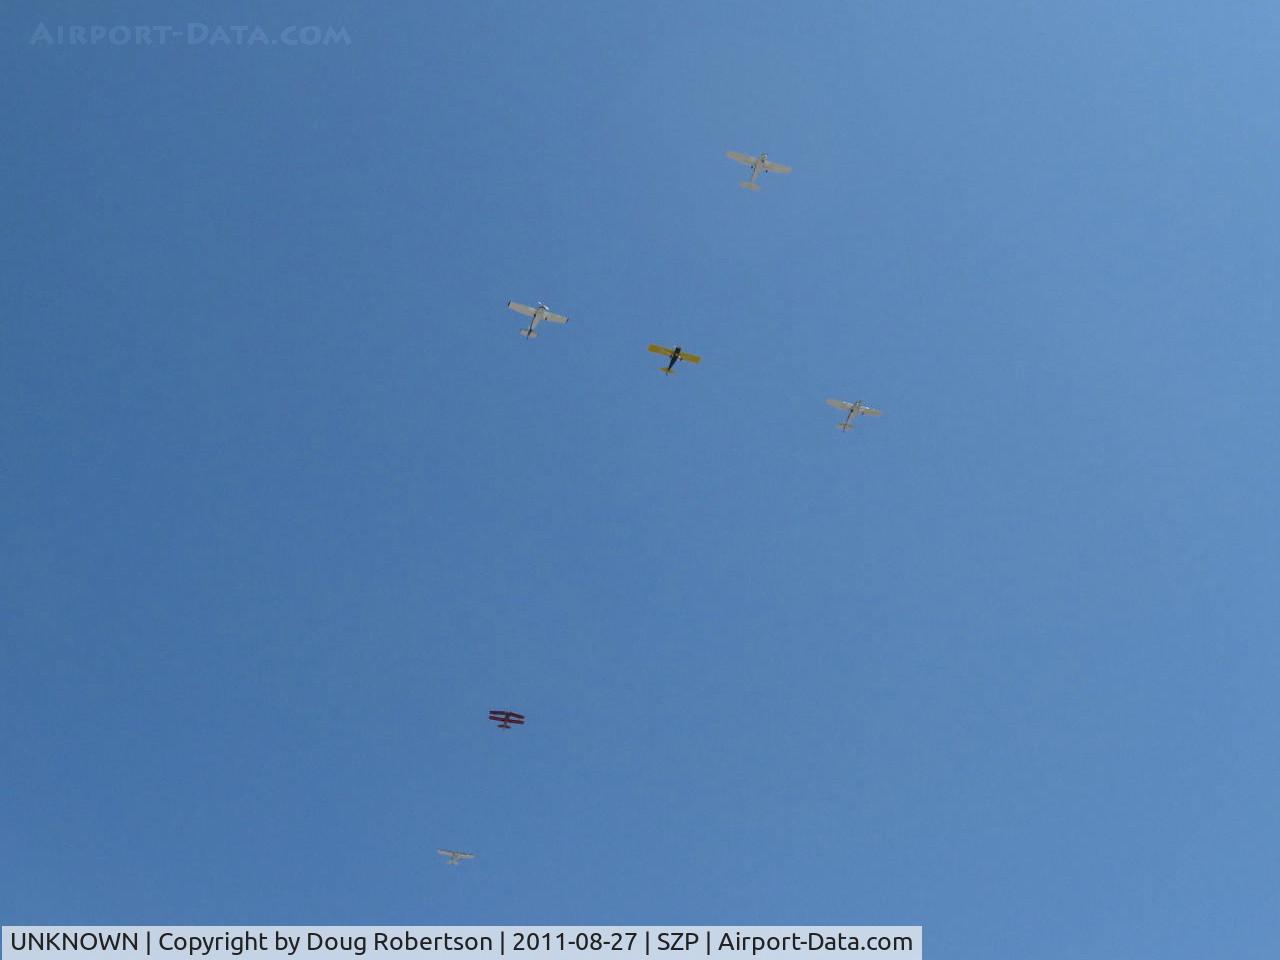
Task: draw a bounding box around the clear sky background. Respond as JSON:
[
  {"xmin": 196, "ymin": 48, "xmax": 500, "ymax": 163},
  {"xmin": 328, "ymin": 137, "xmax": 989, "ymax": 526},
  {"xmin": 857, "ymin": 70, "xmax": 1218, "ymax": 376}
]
[{"xmin": 3, "ymin": 1, "xmax": 1278, "ymax": 956}]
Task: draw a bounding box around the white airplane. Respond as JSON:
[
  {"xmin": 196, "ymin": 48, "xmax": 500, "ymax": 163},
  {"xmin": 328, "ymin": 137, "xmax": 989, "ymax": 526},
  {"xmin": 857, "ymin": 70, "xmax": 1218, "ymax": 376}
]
[
  {"xmin": 725, "ymin": 151, "xmax": 792, "ymax": 191},
  {"xmin": 437, "ymin": 849, "xmax": 475, "ymax": 866},
  {"xmin": 826, "ymin": 398, "xmax": 882, "ymax": 432},
  {"xmin": 506, "ymin": 301, "xmax": 569, "ymax": 339}
]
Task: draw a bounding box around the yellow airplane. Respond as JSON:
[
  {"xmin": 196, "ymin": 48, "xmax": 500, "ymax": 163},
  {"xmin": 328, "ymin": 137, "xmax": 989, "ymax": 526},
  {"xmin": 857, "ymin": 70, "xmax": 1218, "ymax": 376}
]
[{"xmin": 647, "ymin": 344, "xmax": 701, "ymax": 375}]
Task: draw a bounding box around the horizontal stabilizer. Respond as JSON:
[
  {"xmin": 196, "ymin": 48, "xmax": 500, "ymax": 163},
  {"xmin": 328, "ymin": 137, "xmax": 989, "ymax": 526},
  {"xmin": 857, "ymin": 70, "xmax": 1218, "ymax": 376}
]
[
  {"xmin": 740, "ymin": 181, "xmax": 760, "ymax": 191},
  {"xmin": 519, "ymin": 328, "xmax": 537, "ymax": 339}
]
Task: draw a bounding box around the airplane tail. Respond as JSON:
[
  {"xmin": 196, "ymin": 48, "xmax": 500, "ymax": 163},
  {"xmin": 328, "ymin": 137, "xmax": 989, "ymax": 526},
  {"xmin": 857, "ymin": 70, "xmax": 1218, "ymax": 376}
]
[
  {"xmin": 519, "ymin": 328, "xmax": 537, "ymax": 339},
  {"xmin": 660, "ymin": 366, "xmax": 675, "ymax": 375},
  {"xmin": 837, "ymin": 422, "xmax": 854, "ymax": 431},
  {"xmin": 739, "ymin": 181, "xmax": 760, "ymax": 191}
]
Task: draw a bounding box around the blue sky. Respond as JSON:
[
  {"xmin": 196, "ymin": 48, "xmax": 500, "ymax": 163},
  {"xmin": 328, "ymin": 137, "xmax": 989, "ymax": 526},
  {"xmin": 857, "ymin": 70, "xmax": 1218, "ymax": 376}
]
[{"xmin": 3, "ymin": 1, "xmax": 1279, "ymax": 955}]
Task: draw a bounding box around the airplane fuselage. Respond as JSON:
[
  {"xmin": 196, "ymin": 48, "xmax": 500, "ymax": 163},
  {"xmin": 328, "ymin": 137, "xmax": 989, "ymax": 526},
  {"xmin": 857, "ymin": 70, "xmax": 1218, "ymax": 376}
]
[
  {"xmin": 839, "ymin": 402, "xmax": 868, "ymax": 430},
  {"xmin": 524, "ymin": 304, "xmax": 548, "ymax": 335},
  {"xmin": 664, "ymin": 346, "xmax": 683, "ymax": 373}
]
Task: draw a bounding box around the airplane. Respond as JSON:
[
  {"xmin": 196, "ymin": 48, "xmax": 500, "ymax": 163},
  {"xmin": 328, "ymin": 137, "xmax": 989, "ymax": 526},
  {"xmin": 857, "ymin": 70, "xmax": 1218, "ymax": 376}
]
[
  {"xmin": 437, "ymin": 849, "xmax": 476, "ymax": 866},
  {"xmin": 826, "ymin": 398, "xmax": 882, "ymax": 431},
  {"xmin": 725, "ymin": 151, "xmax": 792, "ymax": 190},
  {"xmin": 506, "ymin": 301, "xmax": 569, "ymax": 339},
  {"xmin": 488, "ymin": 709, "xmax": 525, "ymax": 730},
  {"xmin": 647, "ymin": 344, "xmax": 701, "ymax": 375}
]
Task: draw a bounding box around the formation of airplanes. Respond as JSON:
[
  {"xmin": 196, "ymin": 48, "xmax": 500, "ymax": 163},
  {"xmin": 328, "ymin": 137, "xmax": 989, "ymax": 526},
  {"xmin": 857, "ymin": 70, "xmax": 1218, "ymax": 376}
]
[
  {"xmin": 449, "ymin": 147, "xmax": 877, "ymax": 864},
  {"xmin": 499, "ymin": 292, "xmax": 883, "ymax": 432}
]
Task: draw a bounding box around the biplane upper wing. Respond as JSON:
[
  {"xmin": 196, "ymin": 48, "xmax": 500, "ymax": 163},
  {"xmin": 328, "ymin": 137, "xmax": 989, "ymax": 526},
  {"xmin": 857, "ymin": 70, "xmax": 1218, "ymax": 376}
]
[
  {"xmin": 761, "ymin": 159, "xmax": 792, "ymax": 175},
  {"xmin": 647, "ymin": 344, "xmax": 675, "ymax": 357},
  {"xmin": 725, "ymin": 151, "xmax": 756, "ymax": 167},
  {"xmin": 507, "ymin": 301, "xmax": 536, "ymax": 318}
]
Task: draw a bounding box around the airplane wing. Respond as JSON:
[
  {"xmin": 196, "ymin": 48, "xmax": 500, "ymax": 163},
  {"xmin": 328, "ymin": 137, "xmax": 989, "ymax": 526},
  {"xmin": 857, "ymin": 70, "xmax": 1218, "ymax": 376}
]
[
  {"xmin": 725, "ymin": 151, "xmax": 755, "ymax": 167},
  {"xmin": 542, "ymin": 310, "xmax": 568, "ymax": 324},
  {"xmin": 506, "ymin": 301, "xmax": 536, "ymax": 318},
  {"xmin": 455, "ymin": 853, "xmax": 475, "ymax": 860},
  {"xmin": 761, "ymin": 160, "xmax": 792, "ymax": 175},
  {"xmin": 826, "ymin": 398, "xmax": 856, "ymax": 411},
  {"xmin": 679, "ymin": 352, "xmax": 701, "ymax": 364},
  {"xmin": 859, "ymin": 407, "xmax": 882, "ymax": 416},
  {"xmin": 647, "ymin": 344, "xmax": 675, "ymax": 357}
]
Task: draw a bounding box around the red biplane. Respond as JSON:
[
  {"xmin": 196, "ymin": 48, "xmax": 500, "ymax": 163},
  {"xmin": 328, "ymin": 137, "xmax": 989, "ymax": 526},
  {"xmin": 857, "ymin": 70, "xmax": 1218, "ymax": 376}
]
[{"xmin": 488, "ymin": 710, "xmax": 525, "ymax": 730}]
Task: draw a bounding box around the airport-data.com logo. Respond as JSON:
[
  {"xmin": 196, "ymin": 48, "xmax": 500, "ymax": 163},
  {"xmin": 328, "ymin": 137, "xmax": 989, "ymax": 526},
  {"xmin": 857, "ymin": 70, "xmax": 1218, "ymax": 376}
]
[{"xmin": 30, "ymin": 23, "xmax": 352, "ymax": 47}]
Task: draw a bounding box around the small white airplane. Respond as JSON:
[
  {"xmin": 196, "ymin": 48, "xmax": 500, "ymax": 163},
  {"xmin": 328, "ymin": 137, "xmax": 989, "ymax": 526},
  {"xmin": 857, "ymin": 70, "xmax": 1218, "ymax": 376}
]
[
  {"xmin": 826, "ymin": 398, "xmax": 882, "ymax": 432},
  {"xmin": 506, "ymin": 301, "xmax": 569, "ymax": 339},
  {"xmin": 725, "ymin": 151, "xmax": 792, "ymax": 191},
  {"xmin": 437, "ymin": 849, "xmax": 475, "ymax": 866}
]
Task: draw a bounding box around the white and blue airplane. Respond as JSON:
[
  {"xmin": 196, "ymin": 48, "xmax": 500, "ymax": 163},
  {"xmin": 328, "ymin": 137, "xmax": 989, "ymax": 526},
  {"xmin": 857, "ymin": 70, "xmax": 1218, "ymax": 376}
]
[
  {"xmin": 506, "ymin": 300, "xmax": 569, "ymax": 339},
  {"xmin": 725, "ymin": 151, "xmax": 792, "ymax": 191},
  {"xmin": 826, "ymin": 398, "xmax": 882, "ymax": 432}
]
